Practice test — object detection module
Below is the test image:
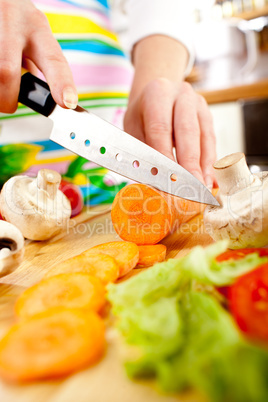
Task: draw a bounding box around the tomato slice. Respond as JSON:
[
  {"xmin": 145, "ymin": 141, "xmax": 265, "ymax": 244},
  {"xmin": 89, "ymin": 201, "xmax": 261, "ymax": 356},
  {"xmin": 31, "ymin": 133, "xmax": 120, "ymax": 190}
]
[
  {"xmin": 216, "ymin": 248, "xmax": 268, "ymax": 262},
  {"xmin": 229, "ymin": 263, "xmax": 268, "ymax": 344},
  {"xmin": 216, "ymin": 249, "xmax": 268, "ymax": 298}
]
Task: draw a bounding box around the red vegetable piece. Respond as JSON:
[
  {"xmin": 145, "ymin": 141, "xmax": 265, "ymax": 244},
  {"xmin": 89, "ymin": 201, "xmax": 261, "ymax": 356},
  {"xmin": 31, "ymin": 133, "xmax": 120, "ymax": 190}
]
[
  {"xmin": 216, "ymin": 248, "xmax": 268, "ymax": 262},
  {"xmin": 216, "ymin": 249, "xmax": 268, "ymax": 298},
  {"xmin": 217, "ymin": 286, "xmax": 229, "ymax": 298},
  {"xmin": 59, "ymin": 179, "xmax": 84, "ymax": 217},
  {"xmin": 229, "ymin": 263, "xmax": 268, "ymax": 344}
]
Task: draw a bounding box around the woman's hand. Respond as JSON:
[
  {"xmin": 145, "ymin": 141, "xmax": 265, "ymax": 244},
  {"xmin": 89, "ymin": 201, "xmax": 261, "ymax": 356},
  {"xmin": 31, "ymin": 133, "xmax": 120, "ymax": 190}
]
[
  {"xmin": 124, "ymin": 79, "xmax": 216, "ymax": 188},
  {"xmin": 124, "ymin": 35, "xmax": 217, "ymax": 188},
  {"xmin": 0, "ymin": 0, "xmax": 77, "ymax": 113}
]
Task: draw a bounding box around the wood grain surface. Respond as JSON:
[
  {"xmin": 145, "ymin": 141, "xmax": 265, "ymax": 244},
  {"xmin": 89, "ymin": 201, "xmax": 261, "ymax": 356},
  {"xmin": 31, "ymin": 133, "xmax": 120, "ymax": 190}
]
[
  {"xmin": 198, "ymin": 78, "xmax": 268, "ymax": 105},
  {"xmin": 0, "ymin": 206, "xmax": 213, "ymax": 402}
]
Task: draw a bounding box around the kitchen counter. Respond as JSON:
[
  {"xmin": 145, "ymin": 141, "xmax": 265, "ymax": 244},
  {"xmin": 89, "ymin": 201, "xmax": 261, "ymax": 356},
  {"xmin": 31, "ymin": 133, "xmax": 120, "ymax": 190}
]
[
  {"xmin": 197, "ymin": 77, "xmax": 268, "ymax": 104},
  {"xmin": 190, "ymin": 49, "xmax": 268, "ymax": 105}
]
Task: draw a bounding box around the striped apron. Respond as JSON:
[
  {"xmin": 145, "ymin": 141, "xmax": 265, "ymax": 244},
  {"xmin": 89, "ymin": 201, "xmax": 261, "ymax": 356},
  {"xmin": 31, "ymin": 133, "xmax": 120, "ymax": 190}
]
[{"xmin": 0, "ymin": 0, "xmax": 133, "ymax": 205}]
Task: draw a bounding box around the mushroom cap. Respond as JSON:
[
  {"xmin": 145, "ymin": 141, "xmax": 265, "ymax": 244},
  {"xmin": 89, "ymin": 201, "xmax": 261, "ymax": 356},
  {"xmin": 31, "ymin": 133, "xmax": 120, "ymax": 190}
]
[
  {"xmin": 0, "ymin": 173, "xmax": 72, "ymax": 241},
  {"xmin": 0, "ymin": 220, "xmax": 24, "ymax": 277}
]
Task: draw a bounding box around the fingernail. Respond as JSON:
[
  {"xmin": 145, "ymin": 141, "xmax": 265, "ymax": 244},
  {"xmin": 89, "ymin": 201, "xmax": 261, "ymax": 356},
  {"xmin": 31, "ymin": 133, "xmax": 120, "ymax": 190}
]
[
  {"xmin": 63, "ymin": 87, "xmax": 78, "ymax": 109},
  {"xmin": 205, "ymin": 175, "xmax": 213, "ymax": 191}
]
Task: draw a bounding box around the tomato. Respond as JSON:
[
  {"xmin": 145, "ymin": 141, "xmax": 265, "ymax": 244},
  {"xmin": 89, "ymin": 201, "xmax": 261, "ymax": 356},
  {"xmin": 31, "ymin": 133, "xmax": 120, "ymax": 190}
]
[
  {"xmin": 216, "ymin": 249, "xmax": 268, "ymax": 298},
  {"xmin": 216, "ymin": 248, "xmax": 268, "ymax": 262},
  {"xmin": 0, "ymin": 213, "xmax": 3, "ymax": 220},
  {"xmin": 59, "ymin": 179, "xmax": 84, "ymax": 217},
  {"xmin": 229, "ymin": 263, "xmax": 268, "ymax": 344},
  {"xmin": 217, "ymin": 286, "xmax": 229, "ymax": 298}
]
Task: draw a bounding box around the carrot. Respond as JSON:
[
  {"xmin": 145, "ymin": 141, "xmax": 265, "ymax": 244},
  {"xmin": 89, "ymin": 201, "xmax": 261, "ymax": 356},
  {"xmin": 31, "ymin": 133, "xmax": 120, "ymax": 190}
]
[
  {"xmin": 44, "ymin": 253, "xmax": 119, "ymax": 284},
  {"xmin": 15, "ymin": 273, "xmax": 106, "ymax": 319},
  {"xmin": 137, "ymin": 244, "xmax": 167, "ymax": 267},
  {"xmin": 0, "ymin": 307, "xmax": 105, "ymax": 382},
  {"xmin": 85, "ymin": 241, "xmax": 139, "ymax": 277},
  {"xmin": 111, "ymin": 183, "xmax": 204, "ymax": 245}
]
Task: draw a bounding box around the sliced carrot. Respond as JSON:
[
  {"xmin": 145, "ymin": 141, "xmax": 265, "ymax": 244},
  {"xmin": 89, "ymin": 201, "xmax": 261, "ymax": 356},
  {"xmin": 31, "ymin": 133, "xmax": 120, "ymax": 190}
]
[
  {"xmin": 137, "ymin": 244, "xmax": 167, "ymax": 268},
  {"xmin": 44, "ymin": 253, "xmax": 119, "ymax": 284},
  {"xmin": 85, "ymin": 241, "xmax": 139, "ymax": 277},
  {"xmin": 15, "ymin": 273, "xmax": 106, "ymax": 319},
  {"xmin": 0, "ymin": 307, "xmax": 105, "ymax": 382},
  {"xmin": 111, "ymin": 183, "xmax": 204, "ymax": 245}
]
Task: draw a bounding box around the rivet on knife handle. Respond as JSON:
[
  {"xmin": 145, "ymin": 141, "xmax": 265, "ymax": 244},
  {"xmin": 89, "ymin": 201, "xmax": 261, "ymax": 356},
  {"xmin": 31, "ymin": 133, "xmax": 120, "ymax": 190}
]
[{"xmin": 19, "ymin": 72, "xmax": 56, "ymax": 117}]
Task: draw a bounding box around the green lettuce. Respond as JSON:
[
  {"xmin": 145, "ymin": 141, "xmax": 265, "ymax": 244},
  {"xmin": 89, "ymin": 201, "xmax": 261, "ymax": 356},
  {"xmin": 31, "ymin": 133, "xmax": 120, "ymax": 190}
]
[
  {"xmin": 107, "ymin": 242, "xmax": 268, "ymax": 402},
  {"xmin": 183, "ymin": 240, "xmax": 268, "ymax": 286}
]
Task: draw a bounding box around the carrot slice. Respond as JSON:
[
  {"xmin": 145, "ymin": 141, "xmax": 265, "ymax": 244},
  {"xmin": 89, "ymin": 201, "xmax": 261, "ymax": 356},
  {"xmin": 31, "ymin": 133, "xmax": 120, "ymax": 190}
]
[
  {"xmin": 137, "ymin": 244, "xmax": 167, "ymax": 267},
  {"xmin": 111, "ymin": 183, "xmax": 204, "ymax": 245},
  {"xmin": 44, "ymin": 253, "xmax": 119, "ymax": 284},
  {"xmin": 85, "ymin": 241, "xmax": 139, "ymax": 277},
  {"xmin": 15, "ymin": 273, "xmax": 106, "ymax": 319},
  {"xmin": 0, "ymin": 307, "xmax": 105, "ymax": 382}
]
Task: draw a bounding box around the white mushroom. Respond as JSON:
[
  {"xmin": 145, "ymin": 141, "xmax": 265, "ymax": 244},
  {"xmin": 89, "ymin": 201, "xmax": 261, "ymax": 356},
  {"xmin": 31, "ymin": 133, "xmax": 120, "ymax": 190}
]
[
  {"xmin": 0, "ymin": 169, "xmax": 71, "ymax": 241},
  {"xmin": 204, "ymin": 152, "xmax": 268, "ymax": 249},
  {"xmin": 0, "ymin": 220, "xmax": 24, "ymax": 277}
]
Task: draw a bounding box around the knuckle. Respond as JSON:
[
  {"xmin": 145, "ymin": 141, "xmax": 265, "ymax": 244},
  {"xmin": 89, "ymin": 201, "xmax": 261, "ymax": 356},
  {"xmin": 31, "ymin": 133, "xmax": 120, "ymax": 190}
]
[
  {"xmin": 183, "ymin": 155, "xmax": 200, "ymax": 165},
  {"xmin": 145, "ymin": 77, "xmax": 172, "ymax": 96},
  {"xmin": 179, "ymin": 120, "xmax": 199, "ymax": 136},
  {"xmin": 146, "ymin": 121, "xmax": 172, "ymax": 137},
  {"xmin": 202, "ymin": 128, "xmax": 216, "ymax": 142},
  {"xmin": 45, "ymin": 52, "xmax": 67, "ymax": 65},
  {"xmin": 197, "ymin": 94, "xmax": 208, "ymax": 108},
  {"xmin": 30, "ymin": 8, "xmax": 49, "ymax": 29},
  {"xmin": 180, "ymin": 81, "xmax": 193, "ymax": 95}
]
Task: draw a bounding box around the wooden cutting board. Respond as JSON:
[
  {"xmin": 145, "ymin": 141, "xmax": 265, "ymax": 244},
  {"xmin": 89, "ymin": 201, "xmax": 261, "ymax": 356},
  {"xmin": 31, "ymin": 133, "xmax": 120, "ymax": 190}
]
[{"xmin": 0, "ymin": 205, "xmax": 213, "ymax": 402}]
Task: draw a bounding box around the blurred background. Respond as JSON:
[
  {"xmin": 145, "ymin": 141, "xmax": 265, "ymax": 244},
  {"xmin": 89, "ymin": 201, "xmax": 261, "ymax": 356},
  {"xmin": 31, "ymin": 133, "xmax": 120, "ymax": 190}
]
[{"xmin": 186, "ymin": 0, "xmax": 268, "ymax": 172}]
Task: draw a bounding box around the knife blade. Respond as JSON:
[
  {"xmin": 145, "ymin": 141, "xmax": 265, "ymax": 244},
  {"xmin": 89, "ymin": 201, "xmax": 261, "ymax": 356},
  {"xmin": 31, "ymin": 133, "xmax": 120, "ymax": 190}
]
[{"xmin": 19, "ymin": 72, "xmax": 219, "ymax": 206}]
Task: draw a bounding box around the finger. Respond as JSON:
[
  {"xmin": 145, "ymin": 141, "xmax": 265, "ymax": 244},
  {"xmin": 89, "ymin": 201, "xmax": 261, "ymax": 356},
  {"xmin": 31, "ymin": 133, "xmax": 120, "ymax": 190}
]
[
  {"xmin": 174, "ymin": 83, "xmax": 204, "ymax": 183},
  {"xmin": 197, "ymin": 95, "xmax": 217, "ymax": 188},
  {"xmin": 0, "ymin": 0, "xmax": 25, "ymax": 113},
  {"xmin": 141, "ymin": 78, "xmax": 176, "ymax": 161},
  {"xmin": 123, "ymin": 102, "xmax": 145, "ymax": 143},
  {"xmin": 0, "ymin": 36, "xmax": 23, "ymax": 113},
  {"xmin": 22, "ymin": 58, "xmax": 39, "ymax": 76},
  {"xmin": 24, "ymin": 10, "xmax": 78, "ymax": 109}
]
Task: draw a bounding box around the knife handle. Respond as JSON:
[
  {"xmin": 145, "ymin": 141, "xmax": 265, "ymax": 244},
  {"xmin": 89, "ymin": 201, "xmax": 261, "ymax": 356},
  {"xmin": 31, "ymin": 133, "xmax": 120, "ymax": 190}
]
[{"xmin": 19, "ymin": 72, "xmax": 56, "ymax": 117}]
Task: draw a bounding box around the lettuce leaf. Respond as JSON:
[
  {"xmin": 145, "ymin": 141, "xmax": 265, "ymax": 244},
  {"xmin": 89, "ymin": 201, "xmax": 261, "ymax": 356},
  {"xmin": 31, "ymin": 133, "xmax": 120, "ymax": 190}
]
[
  {"xmin": 108, "ymin": 242, "xmax": 268, "ymax": 402},
  {"xmin": 184, "ymin": 241, "xmax": 268, "ymax": 286},
  {"xmin": 108, "ymin": 241, "xmax": 267, "ymax": 311}
]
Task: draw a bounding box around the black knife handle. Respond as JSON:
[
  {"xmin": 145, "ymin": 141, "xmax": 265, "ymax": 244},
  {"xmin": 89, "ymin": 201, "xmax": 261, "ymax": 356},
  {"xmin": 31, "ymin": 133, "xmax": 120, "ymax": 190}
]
[{"xmin": 19, "ymin": 72, "xmax": 56, "ymax": 117}]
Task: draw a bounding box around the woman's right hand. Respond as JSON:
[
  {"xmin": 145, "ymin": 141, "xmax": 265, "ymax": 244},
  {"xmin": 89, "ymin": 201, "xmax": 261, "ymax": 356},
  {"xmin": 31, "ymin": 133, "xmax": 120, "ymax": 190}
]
[{"xmin": 0, "ymin": 0, "xmax": 77, "ymax": 113}]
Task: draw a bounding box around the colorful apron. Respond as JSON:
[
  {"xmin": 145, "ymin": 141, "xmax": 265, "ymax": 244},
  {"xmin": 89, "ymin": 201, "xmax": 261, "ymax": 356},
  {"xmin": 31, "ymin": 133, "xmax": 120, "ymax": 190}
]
[{"xmin": 0, "ymin": 0, "xmax": 133, "ymax": 205}]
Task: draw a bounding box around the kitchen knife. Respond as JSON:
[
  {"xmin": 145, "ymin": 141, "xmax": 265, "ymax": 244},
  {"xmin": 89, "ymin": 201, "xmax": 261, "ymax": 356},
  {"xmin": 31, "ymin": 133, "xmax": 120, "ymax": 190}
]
[{"xmin": 18, "ymin": 72, "xmax": 219, "ymax": 206}]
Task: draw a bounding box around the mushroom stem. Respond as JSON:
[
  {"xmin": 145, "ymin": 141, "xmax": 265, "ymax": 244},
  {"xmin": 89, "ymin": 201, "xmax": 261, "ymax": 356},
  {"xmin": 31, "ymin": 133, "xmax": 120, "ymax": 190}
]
[
  {"xmin": 37, "ymin": 169, "xmax": 61, "ymax": 200},
  {"xmin": 213, "ymin": 153, "xmax": 254, "ymax": 195}
]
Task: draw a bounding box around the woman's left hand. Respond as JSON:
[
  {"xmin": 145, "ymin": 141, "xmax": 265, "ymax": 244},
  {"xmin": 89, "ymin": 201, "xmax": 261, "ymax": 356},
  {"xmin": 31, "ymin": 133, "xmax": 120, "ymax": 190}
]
[
  {"xmin": 124, "ymin": 35, "xmax": 217, "ymax": 189},
  {"xmin": 124, "ymin": 78, "xmax": 216, "ymax": 189}
]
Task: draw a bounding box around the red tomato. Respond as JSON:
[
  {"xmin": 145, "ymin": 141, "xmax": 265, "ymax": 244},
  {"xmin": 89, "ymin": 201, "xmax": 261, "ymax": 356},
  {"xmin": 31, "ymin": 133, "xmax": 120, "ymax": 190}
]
[
  {"xmin": 229, "ymin": 263, "xmax": 268, "ymax": 344},
  {"xmin": 217, "ymin": 286, "xmax": 229, "ymax": 298},
  {"xmin": 216, "ymin": 248, "xmax": 268, "ymax": 262},
  {"xmin": 59, "ymin": 179, "xmax": 84, "ymax": 217},
  {"xmin": 216, "ymin": 249, "xmax": 268, "ymax": 298}
]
